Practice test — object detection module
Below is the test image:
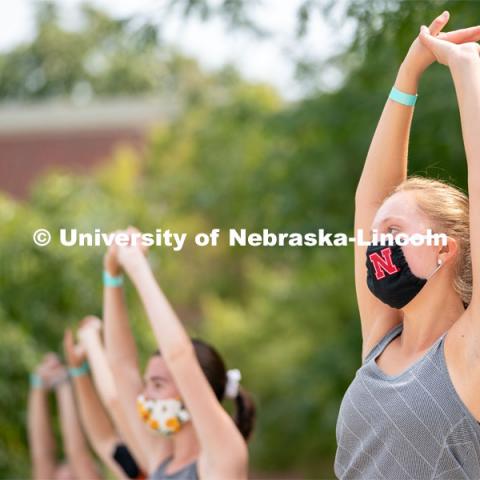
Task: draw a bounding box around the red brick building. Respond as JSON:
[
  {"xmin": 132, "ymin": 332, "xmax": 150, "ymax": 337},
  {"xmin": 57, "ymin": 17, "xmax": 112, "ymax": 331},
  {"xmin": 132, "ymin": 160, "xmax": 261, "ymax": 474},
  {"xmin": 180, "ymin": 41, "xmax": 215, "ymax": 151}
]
[{"xmin": 0, "ymin": 97, "xmax": 176, "ymax": 199}]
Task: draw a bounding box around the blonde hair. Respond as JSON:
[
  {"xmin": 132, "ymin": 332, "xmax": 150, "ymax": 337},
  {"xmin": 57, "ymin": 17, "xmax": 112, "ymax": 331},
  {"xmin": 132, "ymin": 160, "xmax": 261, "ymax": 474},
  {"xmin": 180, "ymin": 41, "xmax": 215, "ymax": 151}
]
[{"xmin": 387, "ymin": 176, "xmax": 471, "ymax": 305}]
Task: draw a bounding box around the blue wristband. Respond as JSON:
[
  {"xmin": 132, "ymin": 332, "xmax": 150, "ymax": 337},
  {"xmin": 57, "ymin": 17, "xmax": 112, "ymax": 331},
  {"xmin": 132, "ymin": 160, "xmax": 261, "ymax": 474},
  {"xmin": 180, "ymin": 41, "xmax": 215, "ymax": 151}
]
[
  {"xmin": 103, "ymin": 270, "xmax": 124, "ymax": 288},
  {"xmin": 389, "ymin": 86, "xmax": 418, "ymax": 106},
  {"xmin": 69, "ymin": 361, "xmax": 90, "ymax": 378},
  {"xmin": 30, "ymin": 373, "xmax": 44, "ymax": 389}
]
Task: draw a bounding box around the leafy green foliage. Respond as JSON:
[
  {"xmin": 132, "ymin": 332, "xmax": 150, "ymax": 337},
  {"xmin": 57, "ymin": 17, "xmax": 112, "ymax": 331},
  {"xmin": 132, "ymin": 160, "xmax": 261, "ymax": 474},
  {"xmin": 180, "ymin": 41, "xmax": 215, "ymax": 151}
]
[
  {"xmin": 0, "ymin": 0, "xmax": 476, "ymax": 477},
  {"xmin": 0, "ymin": 1, "xmax": 223, "ymax": 102}
]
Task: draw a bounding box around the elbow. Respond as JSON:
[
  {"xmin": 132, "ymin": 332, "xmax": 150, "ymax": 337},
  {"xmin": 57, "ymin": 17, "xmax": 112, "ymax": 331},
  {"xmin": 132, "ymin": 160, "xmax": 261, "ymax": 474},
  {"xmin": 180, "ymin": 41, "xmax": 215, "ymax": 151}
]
[
  {"xmin": 354, "ymin": 184, "xmax": 369, "ymax": 207},
  {"xmin": 354, "ymin": 187, "xmax": 383, "ymax": 212},
  {"xmin": 215, "ymin": 442, "xmax": 249, "ymax": 480},
  {"xmin": 354, "ymin": 187, "xmax": 361, "ymax": 205},
  {"xmin": 236, "ymin": 440, "xmax": 248, "ymax": 467}
]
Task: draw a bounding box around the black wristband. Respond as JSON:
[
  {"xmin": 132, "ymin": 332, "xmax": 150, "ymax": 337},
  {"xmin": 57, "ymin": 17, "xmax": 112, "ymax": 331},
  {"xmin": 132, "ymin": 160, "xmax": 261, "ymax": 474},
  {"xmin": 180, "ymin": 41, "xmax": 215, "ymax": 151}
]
[{"xmin": 112, "ymin": 443, "xmax": 142, "ymax": 479}]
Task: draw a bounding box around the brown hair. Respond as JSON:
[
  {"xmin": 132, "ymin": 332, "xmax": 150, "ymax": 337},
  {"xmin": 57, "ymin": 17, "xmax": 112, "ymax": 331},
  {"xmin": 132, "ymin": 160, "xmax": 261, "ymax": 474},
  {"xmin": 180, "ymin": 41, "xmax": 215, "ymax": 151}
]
[
  {"xmin": 154, "ymin": 339, "xmax": 256, "ymax": 440},
  {"xmin": 387, "ymin": 176, "xmax": 471, "ymax": 305}
]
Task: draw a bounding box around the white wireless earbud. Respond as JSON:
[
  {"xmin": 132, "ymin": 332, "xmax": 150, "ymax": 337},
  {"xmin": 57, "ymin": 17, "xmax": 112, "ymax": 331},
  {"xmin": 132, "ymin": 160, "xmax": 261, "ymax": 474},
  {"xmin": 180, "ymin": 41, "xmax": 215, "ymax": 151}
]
[{"xmin": 428, "ymin": 258, "xmax": 443, "ymax": 280}]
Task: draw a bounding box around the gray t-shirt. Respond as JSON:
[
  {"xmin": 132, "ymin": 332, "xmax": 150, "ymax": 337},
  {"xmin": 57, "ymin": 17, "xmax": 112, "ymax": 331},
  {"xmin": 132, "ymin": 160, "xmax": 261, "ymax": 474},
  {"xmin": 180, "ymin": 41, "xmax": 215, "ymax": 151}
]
[
  {"xmin": 150, "ymin": 457, "xmax": 198, "ymax": 480},
  {"xmin": 335, "ymin": 323, "xmax": 480, "ymax": 479}
]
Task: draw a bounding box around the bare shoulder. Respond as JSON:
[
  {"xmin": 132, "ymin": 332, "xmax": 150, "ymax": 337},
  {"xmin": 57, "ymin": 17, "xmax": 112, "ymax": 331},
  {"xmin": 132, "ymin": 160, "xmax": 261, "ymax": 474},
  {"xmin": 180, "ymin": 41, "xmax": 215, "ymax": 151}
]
[
  {"xmin": 197, "ymin": 437, "xmax": 248, "ymax": 480},
  {"xmin": 361, "ymin": 314, "xmax": 403, "ymax": 362},
  {"xmin": 444, "ymin": 307, "xmax": 480, "ymax": 422}
]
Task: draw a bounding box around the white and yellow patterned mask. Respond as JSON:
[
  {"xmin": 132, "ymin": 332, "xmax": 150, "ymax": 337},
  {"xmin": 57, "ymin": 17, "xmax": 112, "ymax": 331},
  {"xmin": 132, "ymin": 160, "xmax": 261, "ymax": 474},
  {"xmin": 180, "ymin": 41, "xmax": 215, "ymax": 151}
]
[{"xmin": 136, "ymin": 394, "xmax": 191, "ymax": 436}]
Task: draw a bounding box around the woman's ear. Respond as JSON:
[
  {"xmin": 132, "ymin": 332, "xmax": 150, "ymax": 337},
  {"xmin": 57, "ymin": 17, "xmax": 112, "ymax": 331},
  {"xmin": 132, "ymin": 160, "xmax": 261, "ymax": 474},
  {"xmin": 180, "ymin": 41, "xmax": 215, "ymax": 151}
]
[{"xmin": 438, "ymin": 236, "xmax": 458, "ymax": 266}]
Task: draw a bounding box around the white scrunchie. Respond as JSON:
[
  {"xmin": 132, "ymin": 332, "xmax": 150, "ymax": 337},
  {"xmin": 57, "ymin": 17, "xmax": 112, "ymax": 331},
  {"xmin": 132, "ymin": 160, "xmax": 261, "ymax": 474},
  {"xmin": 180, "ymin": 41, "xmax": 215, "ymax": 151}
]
[{"xmin": 225, "ymin": 368, "xmax": 242, "ymax": 399}]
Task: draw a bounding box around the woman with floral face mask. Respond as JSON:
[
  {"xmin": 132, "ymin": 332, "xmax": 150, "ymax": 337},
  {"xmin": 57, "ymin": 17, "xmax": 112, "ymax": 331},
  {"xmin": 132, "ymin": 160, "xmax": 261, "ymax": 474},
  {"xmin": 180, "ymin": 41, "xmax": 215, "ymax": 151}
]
[
  {"xmin": 103, "ymin": 228, "xmax": 255, "ymax": 480},
  {"xmin": 335, "ymin": 11, "xmax": 480, "ymax": 480}
]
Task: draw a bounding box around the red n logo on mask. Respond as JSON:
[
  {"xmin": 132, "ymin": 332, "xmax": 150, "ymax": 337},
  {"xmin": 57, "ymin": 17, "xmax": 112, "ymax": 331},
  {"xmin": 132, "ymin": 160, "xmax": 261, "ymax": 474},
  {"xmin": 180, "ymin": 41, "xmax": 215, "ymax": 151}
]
[{"xmin": 369, "ymin": 247, "xmax": 399, "ymax": 280}]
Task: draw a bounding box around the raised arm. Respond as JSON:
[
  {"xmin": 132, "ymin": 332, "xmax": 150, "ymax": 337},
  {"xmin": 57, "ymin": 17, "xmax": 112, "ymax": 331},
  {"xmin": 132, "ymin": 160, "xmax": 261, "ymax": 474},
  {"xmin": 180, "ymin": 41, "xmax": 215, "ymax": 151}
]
[
  {"xmin": 64, "ymin": 328, "xmax": 132, "ymax": 479},
  {"xmin": 76, "ymin": 317, "xmax": 148, "ymax": 472},
  {"xmin": 355, "ymin": 12, "xmax": 480, "ymax": 357},
  {"xmin": 447, "ymin": 48, "xmax": 480, "ymax": 310},
  {"xmin": 103, "ymin": 236, "xmax": 171, "ymax": 474},
  {"xmin": 419, "ymin": 28, "xmax": 480, "ymax": 317},
  {"xmin": 47, "ymin": 355, "xmax": 101, "ymax": 480},
  {"xmin": 116, "ymin": 230, "xmax": 248, "ymax": 479},
  {"xmin": 414, "ymin": 26, "xmax": 480, "ymax": 419},
  {"xmin": 28, "ymin": 355, "xmax": 57, "ymax": 480}
]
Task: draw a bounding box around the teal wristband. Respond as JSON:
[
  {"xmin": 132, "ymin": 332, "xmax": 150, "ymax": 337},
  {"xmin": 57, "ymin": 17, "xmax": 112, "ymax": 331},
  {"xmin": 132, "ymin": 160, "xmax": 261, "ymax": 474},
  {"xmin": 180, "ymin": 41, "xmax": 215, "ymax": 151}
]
[
  {"xmin": 103, "ymin": 270, "xmax": 124, "ymax": 288},
  {"xmin": 389, "ymin": 86, "xmax": 418, "ymax": 106},
  {"xmin": 69, "ymin": 361, "xmax": 89, "ymax": 378},
  {"xmin": 30, "ymin": 373, "xmax": 44, "ymax": 389}
]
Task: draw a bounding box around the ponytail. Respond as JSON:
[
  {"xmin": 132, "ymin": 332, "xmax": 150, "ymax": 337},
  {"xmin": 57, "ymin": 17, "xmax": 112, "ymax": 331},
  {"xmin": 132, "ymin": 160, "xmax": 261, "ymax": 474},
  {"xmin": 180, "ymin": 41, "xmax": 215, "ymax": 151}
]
[
  {"xmin": 233, "ymin": 386, "xmax": 256, "ymax": 441},
  {"xmin": 160, "ymin": 338, "xmax": 257, "ymax": 440}
]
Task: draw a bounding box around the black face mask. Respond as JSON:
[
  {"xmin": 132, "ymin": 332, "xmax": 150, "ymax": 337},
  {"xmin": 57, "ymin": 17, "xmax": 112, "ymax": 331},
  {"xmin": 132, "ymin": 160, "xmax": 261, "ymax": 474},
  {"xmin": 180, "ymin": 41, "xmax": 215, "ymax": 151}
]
[{"xmin": 365, "ymin": 242, "xmax": 442, "ymax": 309}]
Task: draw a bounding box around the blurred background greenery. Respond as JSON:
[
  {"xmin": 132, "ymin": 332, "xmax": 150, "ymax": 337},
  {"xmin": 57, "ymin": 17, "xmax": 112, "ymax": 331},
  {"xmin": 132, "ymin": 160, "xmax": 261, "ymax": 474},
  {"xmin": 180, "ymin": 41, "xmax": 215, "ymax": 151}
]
[{"xmin": 0, "ymin": 0, "xmax": 474, "ymax": 478}]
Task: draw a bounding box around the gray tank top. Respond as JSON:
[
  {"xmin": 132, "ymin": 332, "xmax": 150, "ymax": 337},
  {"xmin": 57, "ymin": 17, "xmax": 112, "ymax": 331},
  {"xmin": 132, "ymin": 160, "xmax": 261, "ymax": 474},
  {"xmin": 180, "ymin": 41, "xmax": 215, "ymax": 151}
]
[
  {"xmin": 150, "ymin": 457, "xmax": 198, "ymax": 480},
  {"xmin": 335, "ymin": 323, "xmax": 480, "ymax": 479}
]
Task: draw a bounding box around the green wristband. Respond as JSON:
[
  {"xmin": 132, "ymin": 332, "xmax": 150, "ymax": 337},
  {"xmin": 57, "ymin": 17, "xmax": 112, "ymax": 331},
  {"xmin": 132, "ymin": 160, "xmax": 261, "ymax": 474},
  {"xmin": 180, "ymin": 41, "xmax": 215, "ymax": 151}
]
[
  {"xmin": 69, "ymin": 361, "xmax": 90, "ymax": 378},
  {"xmin": 389, "ymin": 86, "xmax": 418, "ymax": 106},
  {"xmin": 50, "ymin": 372, "xmax": 70, "ymax": 389},
  {"xmin": 30, "ymin": 373, "xmax": 44, "ymax": 389},
  {"xmin": 103, "ymin": 270, "xmax": 124, "ymax": 288}
]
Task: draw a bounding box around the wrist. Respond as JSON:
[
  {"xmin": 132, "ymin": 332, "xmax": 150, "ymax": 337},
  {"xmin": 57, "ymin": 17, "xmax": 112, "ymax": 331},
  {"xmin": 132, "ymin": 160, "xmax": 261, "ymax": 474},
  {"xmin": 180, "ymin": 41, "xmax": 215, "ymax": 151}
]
[
  {"xmin": 104, "ymin": 257, "xmax": 121, "ymax": 276},
  {"xmin": 78, "ymin": 328, "xmax": 100, "ymax": 346},
  {"xmin": 396, "ymin": 61, "xmax": 420, "ymax": 93},
  {"xmin": 449, "ymin": 53, "xmax": 480, "ymax": 75},
  {"xmin": 50, "ymin": 371, "xmax": 70, "ymax": 389},
  {"xmin": 68, "ymin": 360, "xmax": 90, "ymax": 378},
  {"xmin": 123, "ymin": 252, "xmax": 150, "ymax": 281},
  {"xmin": 30, "ymin": 372, "xmax": 45, "ymax": 390},
  {"xmin": 103, "ymin": 269, "xmax": 124, "ymax": 288}
]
